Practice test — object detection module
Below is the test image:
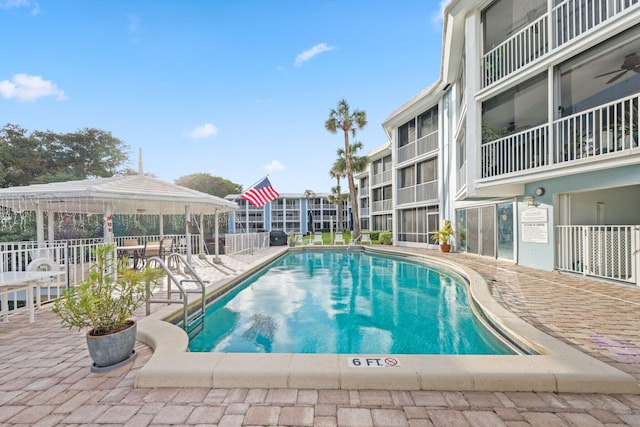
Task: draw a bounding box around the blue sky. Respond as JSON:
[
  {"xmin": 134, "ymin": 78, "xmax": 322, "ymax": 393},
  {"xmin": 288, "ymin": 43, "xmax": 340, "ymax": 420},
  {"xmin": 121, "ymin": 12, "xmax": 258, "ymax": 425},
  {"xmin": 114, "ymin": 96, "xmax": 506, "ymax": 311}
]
[{"xmin": 1, "ymin": 0, "xmax": 445, "ymax": 193}]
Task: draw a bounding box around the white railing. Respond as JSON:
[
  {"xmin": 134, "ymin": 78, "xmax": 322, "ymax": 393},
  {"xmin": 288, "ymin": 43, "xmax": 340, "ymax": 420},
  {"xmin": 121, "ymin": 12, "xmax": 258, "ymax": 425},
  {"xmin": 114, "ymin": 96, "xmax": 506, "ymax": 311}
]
[
  {"xmin": 553, "ymin": 0, "xmax": 639, "ymax": 47},
  {"xmin": 360, "ymin": 207, "xmax": 370, "ymax": 216},
  {"xmin": 372, "ymin": 170, "xmax": 392, "ymax": 186},
  {"xmin": 359, "ymin": 186, "xmax": 369, "ymax": 196},
  {"xmin": 554, "ymin": 94, "xmax": 639, "ymax": 163},
  {"xmin": 481, "ymin": 124, "xmax": 549, "ymax": 178},
  {"xmin": 482, "ymin": 15, "xmax": 548, "ymax": 88},
  {"xmin": 417, "ymin": 131, "xmax": 439, "ymax": 156},
  {"xmin": 416, "ymin": 181, "xmax": 439, "ymax": 202},
  {"xmin": 397, "ymin": 187, "xmax": 415, "ymax": 205},
  {"xmin": 372, "ymin": 200, "xmax": 393, "ymax": 213},
  {"xmin": 224, "ymin": 232, "xmax": 270, "ymax": 255},
  {"xmin": 397, "ymin": 141, "xmax": 416, "ymax": 164},
  {"xmin": 556, "ymin": 225, "xmax": 638, "ymax": 285}
]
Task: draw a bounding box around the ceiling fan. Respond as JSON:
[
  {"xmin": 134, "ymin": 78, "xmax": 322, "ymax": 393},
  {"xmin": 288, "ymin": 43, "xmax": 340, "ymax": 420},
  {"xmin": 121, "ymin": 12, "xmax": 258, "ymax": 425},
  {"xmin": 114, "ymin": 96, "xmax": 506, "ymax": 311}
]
[{"xmin": 595, "ymin": 53, "xmax": 640, "ymax": 84}]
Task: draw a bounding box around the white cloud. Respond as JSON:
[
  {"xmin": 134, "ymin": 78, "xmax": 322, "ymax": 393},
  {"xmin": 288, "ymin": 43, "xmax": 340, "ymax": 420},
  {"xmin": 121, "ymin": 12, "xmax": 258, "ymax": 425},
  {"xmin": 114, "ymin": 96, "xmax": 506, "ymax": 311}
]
[
  {"xmin": 0, "ymin": 0, "xmax": 40, "ymax": 15},
  {"xmin": 0, "ymin": 73, "xmax": 65, "ymax": 101},
  {"xmin": 186, "ymin": 123, "xmax": 218, "ymax": 139},
  {"xmin": 294, "ymin": 43, "xmax": 335, "ymax": 67},
  {"xmin": 263, "ymin": 160, "xmax": 284, "ymax": 173}
]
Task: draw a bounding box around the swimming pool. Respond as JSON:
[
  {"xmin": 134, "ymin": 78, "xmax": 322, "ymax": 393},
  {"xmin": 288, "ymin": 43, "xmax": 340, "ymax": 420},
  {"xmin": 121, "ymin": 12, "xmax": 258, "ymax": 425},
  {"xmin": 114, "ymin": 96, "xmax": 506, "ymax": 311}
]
[{"xmin": 189, "ymin": 249, "xmax": 515, "ymax": 355}]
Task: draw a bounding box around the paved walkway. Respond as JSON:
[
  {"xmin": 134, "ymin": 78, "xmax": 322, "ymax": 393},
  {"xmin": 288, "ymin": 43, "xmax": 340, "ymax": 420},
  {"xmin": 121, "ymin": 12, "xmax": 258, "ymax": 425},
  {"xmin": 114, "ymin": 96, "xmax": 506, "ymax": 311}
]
[{"xmin": 1, "ymin": 248, "xmax": 640, "ymax": 426}]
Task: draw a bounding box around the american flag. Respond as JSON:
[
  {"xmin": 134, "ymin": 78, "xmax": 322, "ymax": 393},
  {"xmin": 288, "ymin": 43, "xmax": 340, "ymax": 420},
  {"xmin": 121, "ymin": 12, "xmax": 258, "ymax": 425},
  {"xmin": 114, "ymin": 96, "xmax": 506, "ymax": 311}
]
[{"xmin": 241, "ymin": 177, "xmax": 280, "ymax": 208}]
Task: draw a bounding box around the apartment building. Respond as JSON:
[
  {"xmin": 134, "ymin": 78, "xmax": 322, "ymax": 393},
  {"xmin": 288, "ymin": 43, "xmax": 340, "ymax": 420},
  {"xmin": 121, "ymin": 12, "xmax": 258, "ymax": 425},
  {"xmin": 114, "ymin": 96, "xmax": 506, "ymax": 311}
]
[
  {"xmin": 380, "ymin": 0, "xmax": 640, "ymax": 285},
  {"xmin": 226, "ymin": 194, "xmax": 347, "ymax": 234}
]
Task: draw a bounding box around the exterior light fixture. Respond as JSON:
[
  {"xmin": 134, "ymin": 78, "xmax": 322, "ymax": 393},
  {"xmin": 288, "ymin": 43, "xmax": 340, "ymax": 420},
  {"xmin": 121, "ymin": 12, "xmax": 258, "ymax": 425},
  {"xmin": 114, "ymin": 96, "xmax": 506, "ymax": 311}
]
[{"xmin": 535, "ymin": 187, "xmax": 545, "ymax": 196}]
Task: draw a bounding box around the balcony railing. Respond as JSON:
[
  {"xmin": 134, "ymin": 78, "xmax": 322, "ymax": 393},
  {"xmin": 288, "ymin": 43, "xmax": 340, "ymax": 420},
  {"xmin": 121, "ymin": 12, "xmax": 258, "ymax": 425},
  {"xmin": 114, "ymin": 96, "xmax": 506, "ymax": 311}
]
[
  {"xmin": 554, "ymin": 0, "xmax": 639, "ymax": 47},
  {"xmin": 372, "ymin": 170, "xmax": 392, "ymax": 186},
  {"xmin": 359, "ymin": 186, "xmax": 369, "ymax": 196},
  {"xmin": 372, "ymin": 200, "xmax": 393, "ymax": 213},
  {"xmin": 397, "ymin": 141, "xmax": 416, "ymax": 164},
  {"xmin": 481, "ymin": 94, "xmax": 638, "ymax": 178},
  {"xmin": 555, "ymin": 94, "xmax": 639, "ymax": 163},
  {"xmin": 482, "ymin": 15, "xmax": 548, "ymax": 88},
  {"xmin": 457, "ymin": 161, "xmax": 467, "ymax": 191},
  {"xmin": 417, "ymin": 131, "xmax": 439, "ymax": 157},
  {"xmin": 482, "ymin": 0, "xmax": 638, "ymax": 87},
  {"xmin": 481, "ymin": 124, "xmax": 549, "ymax": 178},
  {"xmin": 416, "ymin": 181, "xmax": 438, "ymax": 202}
]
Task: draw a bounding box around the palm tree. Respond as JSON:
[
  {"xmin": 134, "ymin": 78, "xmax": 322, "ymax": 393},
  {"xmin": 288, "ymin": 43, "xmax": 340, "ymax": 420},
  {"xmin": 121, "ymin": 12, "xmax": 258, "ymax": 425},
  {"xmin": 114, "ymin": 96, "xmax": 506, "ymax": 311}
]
[
  {"xmin": 327, "ymin": 185, "xmax": 348, "ymax": 233},
  {"xmin": 329, "ymin": 160, "xmax": 346, "ymax": 231},
  {"xmin": 325, "ymin": 99, "xmax": 367, "ymax": 239},
  {"xmin": 336, "ymin": 142, "xmax": 368, "ymax": 232},
  {"xmin": 303, "ymin": 189, "xmax": 315, "ymax": 234}
]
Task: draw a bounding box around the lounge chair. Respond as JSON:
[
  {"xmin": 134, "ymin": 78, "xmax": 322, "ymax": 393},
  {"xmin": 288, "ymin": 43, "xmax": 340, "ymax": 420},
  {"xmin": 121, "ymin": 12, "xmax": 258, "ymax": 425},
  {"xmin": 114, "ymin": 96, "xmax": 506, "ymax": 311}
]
[
  {"xmin": 361, "ymin": 233, "xmax": 372, "ymax": 245},
  {"xmin": 334, "ymin": 232, "xmax": 345, "ymax": 245},
  {"xmin": 313, "ymin": 232, "xmax": 323, "ymax": 245}
]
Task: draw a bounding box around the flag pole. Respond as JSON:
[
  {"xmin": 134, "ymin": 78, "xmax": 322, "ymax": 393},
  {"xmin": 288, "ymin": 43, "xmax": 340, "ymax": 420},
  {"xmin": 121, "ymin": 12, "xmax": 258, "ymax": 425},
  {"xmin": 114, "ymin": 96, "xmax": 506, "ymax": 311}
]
[{"xmin": 244, "ymin": 174, "xmax": 269, "ymax": 190}]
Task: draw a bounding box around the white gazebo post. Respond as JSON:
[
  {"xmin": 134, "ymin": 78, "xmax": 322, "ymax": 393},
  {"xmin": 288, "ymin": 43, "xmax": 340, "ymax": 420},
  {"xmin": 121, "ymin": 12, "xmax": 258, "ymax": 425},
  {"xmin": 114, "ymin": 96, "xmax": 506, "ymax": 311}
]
[
  {"xmin": 199, "ymin": 214, "xmax": 205, "ymax": 256},
  {"xmin": 47, "ymin": 211, "xmax": 55, "ymax": 243},
  {"xmin": 185, "ymin": 205, "xmax": 192, "ymax": 264},
  {"xmin": 213, "ymin": 209, "xmax": 221, "ymax": 264},
  {"xmin": 103, "ymin": 204, "xmax": 114, "ymax": 244}
]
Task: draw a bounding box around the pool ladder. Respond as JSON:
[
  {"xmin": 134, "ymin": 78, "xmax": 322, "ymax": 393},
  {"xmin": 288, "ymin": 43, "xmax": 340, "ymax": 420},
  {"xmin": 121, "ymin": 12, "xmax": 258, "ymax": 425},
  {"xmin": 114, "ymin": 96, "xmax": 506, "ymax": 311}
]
[{"xmin": 144, "ymin": 253, "xmax": 208, "ymax": 336}]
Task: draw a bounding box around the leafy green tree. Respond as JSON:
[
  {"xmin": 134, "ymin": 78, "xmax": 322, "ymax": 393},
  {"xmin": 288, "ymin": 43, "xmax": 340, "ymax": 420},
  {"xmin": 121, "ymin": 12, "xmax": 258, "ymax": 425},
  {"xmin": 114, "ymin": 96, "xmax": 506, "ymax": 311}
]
[
  {"xmin": 325, "ymin": 99, "xmax": 367, "ymax": 239},
  {"xmin": 175, "ymin": 173, "xmax": 242, "ymax": 198},
  {"xmin": 0, "ymin": 124, "xmax": 130, "ymax": 187}
]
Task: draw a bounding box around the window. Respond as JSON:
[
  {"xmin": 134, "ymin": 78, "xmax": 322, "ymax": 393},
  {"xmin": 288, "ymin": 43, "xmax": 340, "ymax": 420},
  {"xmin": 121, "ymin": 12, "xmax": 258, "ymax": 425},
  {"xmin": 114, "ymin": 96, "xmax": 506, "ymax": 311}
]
[
  {"xmin": 558, "ymin": 25, "xmax": 640, "ymax": 118},
  {"xmin": 482, "ymin": 73, "xmax": 548, "ymax": 142},
  {"xmin": 418, "ymin": 106, "xmax": 438, "ymax": 138},
  {"xmin": 398, "ymin": 166, "xmax": 415, "ymax": 188},
  {"xmin": 417, "ymin": 158, "xmax": 437, "ymax": 184},
  {"xmin": 482, "ymin": 0, "xmax": 546, "ymax": 52},
  {"xmin": 398, "ymin": 119, "xmax": 416, "ymax": 148}
]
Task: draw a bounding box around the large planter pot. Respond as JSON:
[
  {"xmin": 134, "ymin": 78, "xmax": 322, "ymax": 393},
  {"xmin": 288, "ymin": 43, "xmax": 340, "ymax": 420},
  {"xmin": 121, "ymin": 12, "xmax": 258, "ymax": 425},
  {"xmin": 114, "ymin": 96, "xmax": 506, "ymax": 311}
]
[
  {"xmin": 86, "ymin": 320, "xmax": 137, "ymax": 372},
  {"xmin": 439, "ymin": 244, "xmax": 451, "ymax": 253}
]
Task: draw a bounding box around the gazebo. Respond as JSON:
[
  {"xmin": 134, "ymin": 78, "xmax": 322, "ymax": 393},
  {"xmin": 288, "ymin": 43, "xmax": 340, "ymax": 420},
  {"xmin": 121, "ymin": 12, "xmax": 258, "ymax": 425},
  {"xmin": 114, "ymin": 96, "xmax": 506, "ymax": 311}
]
[{"xmin": 0, "ymin": 174, "xmax": 238, "ymax": 263}]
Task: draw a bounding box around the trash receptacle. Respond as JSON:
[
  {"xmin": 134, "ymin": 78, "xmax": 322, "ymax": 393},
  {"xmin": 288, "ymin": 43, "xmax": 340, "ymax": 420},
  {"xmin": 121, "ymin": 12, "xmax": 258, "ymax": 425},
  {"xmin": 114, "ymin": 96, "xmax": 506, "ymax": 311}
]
[{"xmin": 269, "ymin": 230, "xmax": 287, "ymax": 246}]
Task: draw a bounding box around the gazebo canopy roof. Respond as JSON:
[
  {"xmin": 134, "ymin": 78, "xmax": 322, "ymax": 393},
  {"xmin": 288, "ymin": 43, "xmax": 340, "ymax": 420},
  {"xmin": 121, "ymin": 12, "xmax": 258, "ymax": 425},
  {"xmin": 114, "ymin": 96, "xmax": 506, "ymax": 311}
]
[{"xmin": 0, "ymin": 174, "xmax": 238, "ymax": 215}]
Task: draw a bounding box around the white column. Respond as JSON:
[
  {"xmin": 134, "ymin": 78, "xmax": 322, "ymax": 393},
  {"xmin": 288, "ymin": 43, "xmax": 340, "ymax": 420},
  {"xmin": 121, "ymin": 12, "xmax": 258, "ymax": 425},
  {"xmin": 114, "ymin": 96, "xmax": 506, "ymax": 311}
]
[
  {"xmin": 185, "ymin": 205, "xmax": 192, "ymax": 264},
  {"xmin": 213, "ymin": 210, "xmax": 221, "ymax": 263}
]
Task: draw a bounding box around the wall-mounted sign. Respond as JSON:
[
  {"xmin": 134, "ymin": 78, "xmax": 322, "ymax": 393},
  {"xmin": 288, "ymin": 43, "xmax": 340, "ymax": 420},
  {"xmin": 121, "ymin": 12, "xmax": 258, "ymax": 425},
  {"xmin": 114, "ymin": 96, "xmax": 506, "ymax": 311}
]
[{"xmin": 521, "ymin": 207, "xmax": 548, "ymax": 244}]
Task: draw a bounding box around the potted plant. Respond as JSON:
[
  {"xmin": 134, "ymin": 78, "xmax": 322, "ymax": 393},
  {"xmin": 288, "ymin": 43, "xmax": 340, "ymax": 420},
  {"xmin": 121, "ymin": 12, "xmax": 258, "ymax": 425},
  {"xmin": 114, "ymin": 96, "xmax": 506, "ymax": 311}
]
[
  {"xmin": 52, "ymin": 243, "xmax": 163, "ymax": 372},
  {"xmin": 431, "ymin": 220, "xmax": 455, "ymax": 253}
]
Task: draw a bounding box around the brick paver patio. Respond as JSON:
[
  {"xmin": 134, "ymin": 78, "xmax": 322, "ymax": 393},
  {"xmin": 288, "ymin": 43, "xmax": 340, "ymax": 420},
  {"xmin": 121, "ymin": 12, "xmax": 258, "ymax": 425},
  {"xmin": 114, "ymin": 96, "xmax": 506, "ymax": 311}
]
[{"xmin": 1, "ymin": 248, "xmax": 640, "ymax": 426}]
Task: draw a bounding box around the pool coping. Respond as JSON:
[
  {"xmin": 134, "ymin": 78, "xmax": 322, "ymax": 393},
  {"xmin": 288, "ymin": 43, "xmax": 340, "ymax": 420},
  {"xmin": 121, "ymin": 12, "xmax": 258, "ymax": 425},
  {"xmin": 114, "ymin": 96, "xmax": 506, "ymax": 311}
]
[{"xmin": 134, "ymin": 246, "xmax": 640, "ymax": 393}]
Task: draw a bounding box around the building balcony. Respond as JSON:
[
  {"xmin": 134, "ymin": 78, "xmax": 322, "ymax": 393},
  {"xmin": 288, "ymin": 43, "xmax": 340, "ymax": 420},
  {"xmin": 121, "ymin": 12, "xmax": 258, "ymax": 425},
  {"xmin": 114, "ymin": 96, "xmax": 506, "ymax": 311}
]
[
  {"xmin": 480, "ymin": 93, "xmax": 639, "ymax": 179},
  {"xmin": 482, "ymin": 0, "xmax": 639, "ymax": 88},
  {"xmin": 372, "ymin": 200, "xmax": 393, "ymax": 213},
  {"xmin": 372, "ymin": 170, "xmax": 392, "ymax": 186}
]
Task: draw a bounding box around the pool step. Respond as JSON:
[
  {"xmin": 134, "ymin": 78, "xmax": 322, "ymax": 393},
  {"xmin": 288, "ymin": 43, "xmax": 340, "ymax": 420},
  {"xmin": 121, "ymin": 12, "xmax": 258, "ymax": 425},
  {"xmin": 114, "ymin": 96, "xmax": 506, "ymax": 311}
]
[{"xmin": 185, "ymin": 312, "xmax": 205, "ymax": 339}]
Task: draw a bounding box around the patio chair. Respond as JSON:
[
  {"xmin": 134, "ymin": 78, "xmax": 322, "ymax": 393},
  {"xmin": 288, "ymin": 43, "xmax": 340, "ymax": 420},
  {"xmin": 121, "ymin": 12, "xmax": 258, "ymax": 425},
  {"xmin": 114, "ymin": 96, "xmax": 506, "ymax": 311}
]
[
  {"xmin": 140, "ymin": 241, "xmax": 161, "ymax": 267},
  {"xmin": 313, "ymin": 232, "xmax": 323, "ymax": 245},
  {"xmin": 334, "ymin": 232, "xmax": 345, "ymax": 245},
  {"xmin": 160, "ymin": 238, "xmax": 174, "ymax": 258},
  {"xmin": 118, "ymin": 239, "xmax": 141, "ymax": 269},
  {"xmin": 361, "ymin": 233, "xmax": 372, "ymax": 245}
]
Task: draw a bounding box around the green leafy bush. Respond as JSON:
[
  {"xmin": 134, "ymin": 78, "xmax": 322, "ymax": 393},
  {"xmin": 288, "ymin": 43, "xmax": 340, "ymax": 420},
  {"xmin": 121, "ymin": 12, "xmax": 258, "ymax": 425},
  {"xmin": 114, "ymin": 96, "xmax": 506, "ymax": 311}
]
[
  {"xmin": 52, "ymin": 244, "xmax": 163, "ymax": 336},
  {"xmin": 379, "ymin": 231, "xmax": 392, "ymax": 245}
]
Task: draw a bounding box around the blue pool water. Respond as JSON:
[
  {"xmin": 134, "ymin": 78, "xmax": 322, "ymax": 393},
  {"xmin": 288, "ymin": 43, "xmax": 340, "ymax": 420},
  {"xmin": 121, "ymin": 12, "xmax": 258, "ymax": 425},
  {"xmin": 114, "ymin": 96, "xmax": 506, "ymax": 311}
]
[{"xmin": 188, "ymin": 250, "xmax": 515, "ymax": 355}]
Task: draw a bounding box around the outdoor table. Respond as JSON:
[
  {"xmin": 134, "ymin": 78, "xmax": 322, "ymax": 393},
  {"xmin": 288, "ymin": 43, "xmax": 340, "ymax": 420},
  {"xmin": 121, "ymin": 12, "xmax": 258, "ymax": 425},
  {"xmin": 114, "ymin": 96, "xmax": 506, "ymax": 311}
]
[
  {"xmin": 0, "ymin": 270, "xmax": 66, "ymax": 323},
  {"xmin": 116, "ymin": 245, "xmax": 145, "ymax": 269}
]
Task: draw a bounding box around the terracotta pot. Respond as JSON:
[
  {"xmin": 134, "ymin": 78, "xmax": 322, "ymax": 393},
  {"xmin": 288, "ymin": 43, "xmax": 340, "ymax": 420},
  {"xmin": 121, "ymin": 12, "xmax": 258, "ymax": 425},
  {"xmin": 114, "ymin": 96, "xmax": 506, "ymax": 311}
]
[{"xmin": 439, "ymin": 244, "xmax": 451, "ymax": 253}]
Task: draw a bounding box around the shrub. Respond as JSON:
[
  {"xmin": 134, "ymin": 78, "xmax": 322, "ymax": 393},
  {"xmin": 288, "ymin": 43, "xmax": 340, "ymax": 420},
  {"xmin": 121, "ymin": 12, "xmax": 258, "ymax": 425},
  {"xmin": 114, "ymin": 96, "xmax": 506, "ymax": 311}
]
[{"xmin": 379, "ymin": 231, "xmax": 392, "ymax": 245}]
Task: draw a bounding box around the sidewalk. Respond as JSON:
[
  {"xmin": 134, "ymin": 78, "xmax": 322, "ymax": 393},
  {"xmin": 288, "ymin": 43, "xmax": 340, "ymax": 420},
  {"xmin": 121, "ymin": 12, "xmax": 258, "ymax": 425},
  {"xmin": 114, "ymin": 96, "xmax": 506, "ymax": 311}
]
[{"xmin": 1, "ymin": 248, "xmax": 639, "ymax": 426}]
